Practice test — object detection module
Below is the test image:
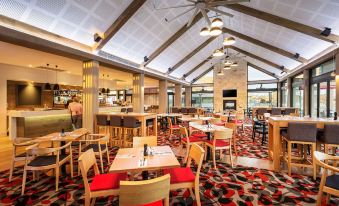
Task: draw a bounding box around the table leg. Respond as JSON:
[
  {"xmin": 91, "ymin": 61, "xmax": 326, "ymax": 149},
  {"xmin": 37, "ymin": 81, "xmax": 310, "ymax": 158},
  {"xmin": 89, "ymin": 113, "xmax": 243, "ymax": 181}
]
[
  {"xmin": 61, "ymin": 140, "xmax": 67, "ymax": 175},
  {"xmin": 272, "ymin": 123, "xmax": 282, "ymax": 172},
  {"xmin": 206, "ymin": 132, "xmax": 211, "ymax": 160},
  {"xmin": 141, "ymin": 117, "xmax": 146, "ymax": 136},
  {"xmin": 142, "ymin": 171, "xmax": 149, "ymax": 180},
  {"xmin": 153, "ymin": 117, "xmax": 157, "ymax": 136}
]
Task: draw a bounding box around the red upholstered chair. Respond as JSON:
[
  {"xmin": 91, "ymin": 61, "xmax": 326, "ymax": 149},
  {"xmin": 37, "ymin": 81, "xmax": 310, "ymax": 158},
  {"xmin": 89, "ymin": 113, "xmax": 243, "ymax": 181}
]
[
  {"xmin": 119, "ymin": 174, "xmax": 170, "ymax": 206},
  {"xmin": 164, "ymin": 143, "xmax": 205, "ymax": 206},
  {"xmin": 179, "ymin": 126, "xmax": 205, "ymax": 163},
  {"xmin": 78, "ymin": 149, "xmax": 126, "ymax": 206},
  {"xmin": 167, "ymin": 117, "xmax": 180, "ymax": 135},
  {"xmin": 204, "ymin": 129, "xmax": 234, "ymax": 169}
]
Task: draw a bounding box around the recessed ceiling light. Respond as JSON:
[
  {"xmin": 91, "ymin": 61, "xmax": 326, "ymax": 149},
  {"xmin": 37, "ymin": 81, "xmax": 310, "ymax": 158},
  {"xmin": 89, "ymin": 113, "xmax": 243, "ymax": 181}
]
[{"xmin": 28, "ymin": 64, "xmax": 32, "ymax": 68}]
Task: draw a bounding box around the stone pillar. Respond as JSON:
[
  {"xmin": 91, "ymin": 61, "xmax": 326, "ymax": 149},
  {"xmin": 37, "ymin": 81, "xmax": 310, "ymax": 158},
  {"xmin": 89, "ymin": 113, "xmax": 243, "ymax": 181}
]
[
  {"xmin": 174, "ymin": 84, "xmax": 182, "ymax": 107},
  {"xmin": 303, "ymin": 69, "xmax": 310, "ymax": 116},
  {"xmin": 82, "ymin": 60, "xmax": 99, "ymax": 133},
  {"xmin": 287, "ymin": 77, "xmax": 292, "ymax": 107},
  {"xmin": 159, "ymin": 80, "xmax": 168, "ymax": 113},
  {"xmin": 132, "ymin": 73, "xmax": 144, "ymax": 113},
  {"xmin": 336, "ymin": 51, "xmax": 339, "ymax": 113},
  {"xmin": 185, "ymin": 86, "xmax": 191, "ymax": 107}
]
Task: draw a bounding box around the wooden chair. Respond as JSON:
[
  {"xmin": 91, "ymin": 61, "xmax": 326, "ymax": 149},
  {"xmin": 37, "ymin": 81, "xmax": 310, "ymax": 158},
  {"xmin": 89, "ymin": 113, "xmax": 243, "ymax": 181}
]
[
  {"xmin": 314, "ymin": 151, "xmax": 339, "ymax": 206},
  {"xmin": 95, "ymin": 114, "xmax": 109, "ymax": 134},
  {"xmin": 123, "ymin": 116, "xmax": 141, "ymax": 147},
  {"xmin": 109, "ymin": 115, "xmax": 123, "ymax": 147},
  {"xmin": 179, "ymin": 126, "xmax": 205, "ymax": 163},
  {"xmin": 188, "ymin": 120, "xmax": 205, "ymax": 137},
  {"xmin": 317, "ymin": 124, "xmax": 339, "ymax": 156},
  {"xmin": 132, "ymin": 136, "xmax": 157, "ymax": 148},
  {"xmin": 9, "ymin": 137, "xmax": 36, "ymax": 182},
  {"xmin": 79, "ymin": 149, "xmax": 126, "ymax": 206},
  {"xmin": 119, "ymin": 174, "xmax": 170, "ymax": 206},
  {"xmin": 22, "ymin": 142, "xmax": 73, "ymax": 195},
  {"xmin": 78, "ymin": 134, "xmax": 110, "ymax": 174},
  {"xmin": 167, "ymin": 117, "xmax": 180, "ymax": 135},
  {"xmin": 204, "ymin": 129, "xmax": 234, "ymax": 169},
  {"xmin": 225, "ymin": 122, "xmax": 238, "ymax": 156},
  {"xmin": 163, "ymin": 143, "xmax": 205, "ymax": 206}
]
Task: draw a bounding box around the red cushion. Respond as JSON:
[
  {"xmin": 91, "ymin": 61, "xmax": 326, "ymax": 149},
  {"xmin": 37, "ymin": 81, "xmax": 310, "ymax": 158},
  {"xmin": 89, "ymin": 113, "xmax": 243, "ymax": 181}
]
[
  {"xmin": 171, "ymin": 125, "xmax": 180, "ymax": 129},
  {"xmin": 182, "ymin": 136, "xmax": 203, "ymax": 143},
  {"xmin": 205, "ymin": 139, "xmax": 230, "ymax": 147},
  {"xmin": 163, "ymin": 167, "xmax": 195, "ymax": 184},
  {"xmin": 214, "ymin": 123, "xmax": 225, "ymax": 126},
  {"xmin": 90, "ymin": 173, "xmax": 127, "ymax": 191},
  {"xmin": 140, "ymin": 200, "xmax": 163, "ymax": 206},
  {"xmin": 192, "ymin": 133, "xmax": 207, "ymax": 138}
]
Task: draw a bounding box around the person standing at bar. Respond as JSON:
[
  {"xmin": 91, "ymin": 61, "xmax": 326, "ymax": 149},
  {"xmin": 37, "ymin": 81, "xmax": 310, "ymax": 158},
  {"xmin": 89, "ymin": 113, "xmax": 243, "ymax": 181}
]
[{"xmin": 68, "ymin": 96, "xmax": 83, "ymax": 129}]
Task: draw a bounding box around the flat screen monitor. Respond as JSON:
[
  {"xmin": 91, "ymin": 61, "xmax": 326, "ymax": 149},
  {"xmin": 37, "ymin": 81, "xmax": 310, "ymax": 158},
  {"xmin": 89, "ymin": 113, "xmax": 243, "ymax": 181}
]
[
  {"xmin": 223, "ymin": 89, "xmax": 237, "ymax": 98},
  {"xmin": 17, "ymin": 84, "xmax": 42, "ymax": 106}
]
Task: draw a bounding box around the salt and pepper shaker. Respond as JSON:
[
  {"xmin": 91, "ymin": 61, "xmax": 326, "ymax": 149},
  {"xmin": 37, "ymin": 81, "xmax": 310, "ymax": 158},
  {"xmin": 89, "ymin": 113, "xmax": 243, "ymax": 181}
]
[{"xmin": 143, "ymin": 144, "xmax": 148, "ymax": 156}]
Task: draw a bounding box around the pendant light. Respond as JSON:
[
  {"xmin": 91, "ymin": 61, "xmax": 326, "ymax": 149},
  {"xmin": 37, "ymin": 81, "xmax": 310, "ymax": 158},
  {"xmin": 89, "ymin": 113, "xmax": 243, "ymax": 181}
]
[
  {"xmin": 53, "ymin": 65, "xmax": 60, "ymax": 91},
  {"xmin": 200, "ymin": 27, "xmax": 210, "ymax": 36},
  {"xmin": 209, "ymin": 26, "xmax": 222, "ymax": 36},
  {"xmin": 224, "ymin": 66, "xmax": 231, "ymax": 70},
  {"xmin": 211, "ymin": 18, "xmax": 223, "ymax": 27},
  {"xmin": 224, "ymin": 60, "xmax": 232, "ymax": 66},
  {"xmin": 213, "ymin": 49, "xmax": 224, "ymax": 57},
  {"xmin": 231, "ymin": 62, "xmax": 238, "ymax": 67},
  {"xmin": 101, "ymin": 88, "xmax": 106, "ymax": 93},
  {"xmin": 217, "ymin": 69, "xmax": 224, "ymax": 76},
  {"xmin": 223, "ymin": 37, "xmax": 236, "ymax": 46}
]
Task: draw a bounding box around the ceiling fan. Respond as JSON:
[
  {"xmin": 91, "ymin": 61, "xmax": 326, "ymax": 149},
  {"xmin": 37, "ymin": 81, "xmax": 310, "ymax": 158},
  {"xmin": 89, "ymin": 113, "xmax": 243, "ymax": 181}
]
[{"xmin": 153, "ymin": 0, "xmax": 250, "ymax": 27}]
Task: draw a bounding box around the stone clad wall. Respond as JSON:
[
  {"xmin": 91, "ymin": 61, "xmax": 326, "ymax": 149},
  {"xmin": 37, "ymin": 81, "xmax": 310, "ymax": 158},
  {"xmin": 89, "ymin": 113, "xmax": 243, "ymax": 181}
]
[{"xmin": 213, "ymin": 60, "xmax": 248, "ymax": 112}]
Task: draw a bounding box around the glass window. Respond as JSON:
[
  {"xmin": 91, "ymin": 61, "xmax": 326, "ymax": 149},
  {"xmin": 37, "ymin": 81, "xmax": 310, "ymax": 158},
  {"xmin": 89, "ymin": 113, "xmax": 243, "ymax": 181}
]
[
  {"xmin": 292, "ymin": 73, "xmax": 304, "ymax": 85},
  {"xmin": 311, "ymin": 84, "xmax": 318, "ymax": 117},
  {"xmin": 248, "ymin": 65, "xmax": 276, "ymax": 81},
  {"xmin": 329, "ymin": 80, "xmax": 336, "ymax": 117},
  {"xmin": 312, "ymin": 60, "xmax": 335, "ymax": 77},
  {"xmin": 247, "ymin": 84, "xmax": 278, "ymax": 108},
  {"xmin": 281, "ymin": 81, "xmax": 287, "ymax": 107},
  {"xmin": 319, "ymin": 82, "xmax": 327, "ymax": 118},
  {"xmin": 248, "ymin": 83, "xmax": 277, "ymax": 89},
  {"xmin": 193, "ymin": 70, "xmax": 214, "ymax": 84},
  {"xmin": 191, "ymin": 87, "xmax": 214, "ymax": 110},
  {"xmin": 292, "ymin": 85, "xmax": 304, "ymax": 116}
]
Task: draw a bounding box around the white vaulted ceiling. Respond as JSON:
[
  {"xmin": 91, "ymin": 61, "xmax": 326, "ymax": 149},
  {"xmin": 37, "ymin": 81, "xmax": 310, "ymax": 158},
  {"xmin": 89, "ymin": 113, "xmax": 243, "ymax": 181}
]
[{"xmin": 0, "ymin": 0, "xmax": 339, "ymax": 83}]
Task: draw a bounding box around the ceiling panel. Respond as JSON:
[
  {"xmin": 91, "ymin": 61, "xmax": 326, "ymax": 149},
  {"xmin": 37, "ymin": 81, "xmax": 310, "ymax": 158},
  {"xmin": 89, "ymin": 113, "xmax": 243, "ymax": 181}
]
[{"xmin": 0, "ymin": 0, "xmax": 133, "ymax": 45}]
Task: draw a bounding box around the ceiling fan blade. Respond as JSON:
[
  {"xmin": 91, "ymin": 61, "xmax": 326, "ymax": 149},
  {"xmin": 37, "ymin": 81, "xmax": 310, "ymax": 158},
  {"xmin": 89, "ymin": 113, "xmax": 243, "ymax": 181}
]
[
  {"xmin": 186, "ymin": 8, "xmax": 199, "ymax": 27},
  {"xmin": 165, "ymin": 7, "xmax": 195, "ymax": 23},
  {"xmin": 200, "ymin": 9, "xmax": 211, "ymax": 27},
  {"xmin": 206, "ymin": 7, "xmax": 233, "ymax": 17},
  {"xmin": 208, "ymin": 0, "xmax": 250, "ymax": 7},
  {"xmin": 153, "ymin": 4, "xmax": 195, "ymax": 10}
]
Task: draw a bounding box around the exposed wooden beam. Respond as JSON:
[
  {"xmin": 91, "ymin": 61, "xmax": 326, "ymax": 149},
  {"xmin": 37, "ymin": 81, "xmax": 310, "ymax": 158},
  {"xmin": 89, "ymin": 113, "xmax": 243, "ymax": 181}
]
[
  {"xmin": 191, "ymin": 66, "xmax": 214, "ymax": 83},
  {"xmin": 222, "ymin": 27, "xmax": 307, "ymax": 63},
  {"xmin": 229, "ymin": 46, "xmax": 289, "ymax": 72},
  {"xmin": 95, "ymin": 0, "xmax": 146, "ymax": 51},
  {"xmin": 183, "ymin": 58, "xmax": 210, "ymax": 78},
  {"xmin": 248, "ymin": 62, "xmax": 278, "ymax": 79},
  {"xmin": 248, "ymin": 79, "xmax": 278, "ymax": 85},
  {"xmin": 144, "ymin": 13, "xmax": 203, "ymax": 66},
  {"xmin": 226, "ymin": 4, "xmax": 339, "ymax": 44},
  {"xmin": 168, "ymin": 36, "xmax": 217, "ymax": 74}
]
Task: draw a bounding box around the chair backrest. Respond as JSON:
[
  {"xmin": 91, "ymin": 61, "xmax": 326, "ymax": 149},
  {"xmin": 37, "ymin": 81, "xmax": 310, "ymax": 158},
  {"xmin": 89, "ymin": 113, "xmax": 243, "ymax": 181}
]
[
  {"xmin": 123, "ymin": 116, "xmax": 138, "ymax": 128},
  {"xmin": 171, "ymin": 107, "xmax": 179, "ymax": 113},
  {"xmin": 127, "ymin": 108, "xmax": 133, "ymax": 113},
  {"xmin": 179, "ymin": 126, "xmax": 189, "ymax": 137},
  {"xmin": 119, "ymin": 174, "xmax": 170, "ymax": 206},
  {"xmin": 133, "ymin": 136, "xmax": 157, "ymax": 148},
  {"xmin": 323, "ymin": 124, "xmax": 339, "ymax": 144},
  {"xmin": 214, "ymin": 130, "xmax": 233, "ymax": 141},
  {"xmin": 167, "ymin": 117, "xmax": 173, "ymax": 127},
  {"xmin": 186, "ymin": 143, "xmax": 205, "ymax": 183},
  {"xmin": 225, "ymin": 122, "xmax": 237, "ymax": 134},
  {"xmin": 287, "ymin": 122, "xmax": 317, "ymax": 142},
  {"xmin": 271, "ymin": 108, "xmax": 282, "ymax": 116},
  {"xmin": 285, "ymin": 108, "xmax": 296, "ymax": 115},
  {"xmin": 210, "ymin": 118, "xmax": 222, "ymax": 124},
  {"xmin": 256, "ymin": 108, "xmax": 267, "ymax": 116},
  {"xmin": 78, "ymin": 149, "xmax": 100, "ymax": 195},
  {"xmin": 121, "ymin": 108, "xmax": 126, "ymax": 112},
  {"xmin": 110, "ymin": 115, "xmax": 122, "ymax": 127},
  {"xmin": 96, "ymin": 115, "xmax": 108, "ymax": 126},
  {"xmin": 181, "ymin": 108, "xmax": 188, "ymax": 114},
  {"xmin": 314, "ymin": 151, "xmax": 339, "ymax": 173},
  {"xmin": 188, "ymin": 108, "xmax": 196, "ymax": 114}
]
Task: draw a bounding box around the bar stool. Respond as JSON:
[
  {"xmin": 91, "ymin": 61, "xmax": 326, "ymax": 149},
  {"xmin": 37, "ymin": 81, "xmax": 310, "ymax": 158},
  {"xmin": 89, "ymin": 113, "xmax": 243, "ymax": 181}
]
[
  {"xmin": 281, "ymin": 122, "xmax": 317, "ymax": 179},
  {"xmin": 95, "ymin": 114, "xmax": 109, "ymax": 134},
  {"xmin": 172, "ymin": 107, "xmax": 179, "ymax": 113},
  {"xmin": 123, "ymin": 116, "xmax": 141, "ymax": 147},
  {"xmin": 127, "ymin": 108, "xmax": 133, "ymax": 113},
  {"xmin": 109, "ymin": 115, "xmax": 123, "ymax": 147},
  {"xmin": 146, "ymin": 119, "xmax": 154, "ymax": 136},
  {"xmin": 317, "ymin": 124, "xmax": 339, "ymax": 155},
  {"xmin": 271, "ymin": 108, "xmax": 282, "ymax": 116},
  {"xmin": 181, "ymin": 108, "xmax": 188, "ymax": 114},
  {"xmin": 284, "ymin": 108, "xmax": 297, "ymax": 116},
  {"xmin": 189, "ymin": 108, "xmax": 197, "ymax": 115}
]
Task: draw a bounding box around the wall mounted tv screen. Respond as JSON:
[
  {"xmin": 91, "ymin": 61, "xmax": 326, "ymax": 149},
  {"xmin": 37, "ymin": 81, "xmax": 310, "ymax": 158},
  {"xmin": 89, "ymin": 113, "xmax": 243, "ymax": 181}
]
[
  {"xmin": 223, "ymin": 89, "xmax": 237, "ymax": 98},
  {"xmin": 17, "ymin": 85, "xmax": 42, "ymax": 106}
]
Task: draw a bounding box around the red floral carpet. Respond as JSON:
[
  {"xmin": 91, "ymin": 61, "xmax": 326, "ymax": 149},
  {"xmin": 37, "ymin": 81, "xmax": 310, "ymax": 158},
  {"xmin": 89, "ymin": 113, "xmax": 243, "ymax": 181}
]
[{"xmin": 0, "ymin": 130, "xmax": 337, "ymax": 205}]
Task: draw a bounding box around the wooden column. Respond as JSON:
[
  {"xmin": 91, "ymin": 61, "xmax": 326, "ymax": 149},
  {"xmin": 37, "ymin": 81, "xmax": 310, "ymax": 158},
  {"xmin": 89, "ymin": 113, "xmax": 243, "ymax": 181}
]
[
  {"xmin": 336, "ymin": 51, "xmax": 339, "ymax": 113},
  {"xmin": 287, "ymin": 77, "xmax": 292, "ymax": 107},
  {"xmin": 185, "ymin": 86, "xmax": 192, "ymax": 107},
  {"xmin": 82, "ymin": 60, "xmax": 99, "ymax": 133},
  {"xmin": 303, "ymin": 69, "xmax": 310, "ymax": 116},
  {"xmin": 159, "ymin": 80, "xmax": 168, "ymax": 113},
  {"xmin": 132, "ymin": 73, "xmax": 144, "ymax": 113},
  {"xmin": 174, "ymin": 84, "xmax": 182, "ymax": 107}
]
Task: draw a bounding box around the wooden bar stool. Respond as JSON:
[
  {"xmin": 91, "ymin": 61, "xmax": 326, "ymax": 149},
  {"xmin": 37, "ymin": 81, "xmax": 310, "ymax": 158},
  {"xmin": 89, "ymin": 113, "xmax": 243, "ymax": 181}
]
[
  {"xmin": 109, "ymin": 115, "xmax": 123, "ymax": 147},
  {"xmin": 281, "ymin": 122, "xmax": 317, "ymax": 179},
  {"xmin": 317, "ymin": 124, "xmax": 339, "ymax": 155},
  {"xmin": 95, "ymin": 114, "xmax": 109, "ymax": 134},
  {"xmin": 123, "ymin": 116, "xmax": 141, "ymax": 148}
]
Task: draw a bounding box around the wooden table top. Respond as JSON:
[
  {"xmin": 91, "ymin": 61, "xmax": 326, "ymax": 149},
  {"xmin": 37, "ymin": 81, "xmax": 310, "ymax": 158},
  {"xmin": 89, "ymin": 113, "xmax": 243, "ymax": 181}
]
[
  {"xmin": 191, "ymin": 124, "xmax": 231, "ymax": 133},
  {"xmin": 34, "ymin": 128, "xmax": 89, "ymax": 142},
  {"xmin": 109, "ymin": 146, "xmax": 180, "ymax": 173},
  {"xmin": 157, "ymin": 113, "xmax": 183, "ymax": 117},
  {"xmin": 97, "ymin": 112, "xmax": 157, "ymax": 117},
  {"xmin": 178, "ymin": 116, "xmax": 214, "ymax": 122},
  {"xmin": 268, "ymin": 116, "xmax": 339, "ymax": 124}
]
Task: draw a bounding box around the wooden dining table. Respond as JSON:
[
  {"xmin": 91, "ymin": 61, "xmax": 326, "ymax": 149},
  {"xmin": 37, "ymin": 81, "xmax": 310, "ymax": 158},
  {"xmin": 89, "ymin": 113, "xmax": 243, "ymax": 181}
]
[
  {"xmin": 109, "ymin": 145, "xmax": 180, "ymax": 179},
  {"xmin": 97, "ymin": 112, "xmax": 157, "ymax": 136},
  {"xmin": 33, "ymin": 128, "xmax": 89, "ymax": 143},
  {"xmin": 178, "ymin": 116, "xmax": 214, "ymax": 122},
  {"xmin": 268, "ymin": 116, "xmax": 339, "ymax": 172}
]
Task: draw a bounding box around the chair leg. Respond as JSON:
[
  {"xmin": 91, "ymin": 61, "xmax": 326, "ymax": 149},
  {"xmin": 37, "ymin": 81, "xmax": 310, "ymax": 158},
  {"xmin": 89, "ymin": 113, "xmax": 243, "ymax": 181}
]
[
  {"xmin": 9, "ymin": 159, "xmax": 15, "ymax": 182},
  {"xmin": 184, "ymin": 144, "xmax": 190, "ymax": 164},
  {"xmin": 106, "ymin": 149, "xmax": 110, "ymax": 164},
  {"xmin": 90, "ymin": 197, "xmax": 96, "ymax": 206},
  {"xmin": 85, "ymin": 196, "xmax": 91, "ymax": 206},
  {"xmin": 212, "ymin": 148, "xmax": 217, "ymax": 170},
  {"xmin": 21, "ymin": 168, "xmax": 27, "ymax": 195},
  {"xmin": 229, "ymin": 146, "xmax": 233, "ymax": 168},
  {"xmin": 311, "ymin": 143, "xmax": 316, "ymax": 180},
  {"xmin": 189, "ymin": 188, "xmax": 195, "ymax": 199},
  {"xmin": 99, "ymin": 153, "xmax": 104, "ymax": 173},
  {"xmin": 55, "ymin": 167, "xmax": 59, "ymax": 191},
  {"xmin": 70, "ymin": 159, "xmax": 74, "ymax": 178},
  {"xmin": 195, "ymin": 184, "xmax": 201, "ymax": 206},
  {"xmin": 287, "ymin": 141, "xmax": 292, "ymax": 176},
  {"xmin": 233, "ymin": 136, "xmax": 238, "ymax": 156}
]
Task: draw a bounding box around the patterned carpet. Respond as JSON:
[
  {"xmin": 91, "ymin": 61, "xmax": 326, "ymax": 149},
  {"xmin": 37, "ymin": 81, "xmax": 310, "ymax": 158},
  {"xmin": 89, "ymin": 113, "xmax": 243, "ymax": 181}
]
[{"xmin": 0, "ymin": 130, "xmax": 337, "ymax": 205}]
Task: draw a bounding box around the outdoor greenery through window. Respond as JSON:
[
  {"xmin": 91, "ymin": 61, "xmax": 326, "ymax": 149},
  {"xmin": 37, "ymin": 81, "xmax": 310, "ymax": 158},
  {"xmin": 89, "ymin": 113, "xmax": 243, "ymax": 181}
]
[{"xmin": 191, "ymin": 86, "xmax": 213, "ymax": 111}]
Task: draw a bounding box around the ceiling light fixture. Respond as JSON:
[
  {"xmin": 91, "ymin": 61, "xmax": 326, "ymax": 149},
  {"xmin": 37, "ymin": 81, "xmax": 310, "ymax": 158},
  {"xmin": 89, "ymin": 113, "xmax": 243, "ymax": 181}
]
[
  {"xmin": 231, "ymin": 62, "xmax": 238, "ymax": 67},
  {"xmin": 211, "ymin": 18, "xmax": 223, "ymax": 27},
  {"xmin": 209, "ymin": 26, "xmax": 222, "ymax": 36},
  {"xmin": 217, "ymin": 70, "xmax": 224, "ymax": 76},
  {"xmin": 213, "ymin": 49, "xmax": 224, "ymax": 57},
  {"xmin": 224, "ymin": 66, "xmax": 231, "ymax": 70},
  {"xmin": 224, "ymin": 60, "xmax": 232, "ymax": 66},
  {"xmin": 223, "ymin": 37, "xmax": 236, "ymax": 45},
  {"xmin": 200, "ymin": 27, "xmax": 210, "ymax": 36}
]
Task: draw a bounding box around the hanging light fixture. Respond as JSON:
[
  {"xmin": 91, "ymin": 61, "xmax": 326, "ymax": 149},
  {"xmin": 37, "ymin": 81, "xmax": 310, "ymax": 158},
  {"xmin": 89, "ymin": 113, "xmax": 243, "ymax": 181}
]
[
  {"xmin": 224, "ymin": 60, "xmax": 232, "ymax": 66},
  {"xmin": 224, "ymin": 66, "xmax": 231, "ymax": 70},
  {"xmin": 217, "ymin": 70, "xmax": 224, "ymax": 76},
  {"xmin": 101, "ymin": 88, "xmax": 106, "ymax": 93},
  {"xmin": 223, "ymin": 37, "xmax": 236, "ymax": 45},
  {"xmin": 213, "ymin": 49, "xmax": 224, "ymax": 57},
  {"xmin": 200, "ymin": 27, "xmax": 210, "ymax": 36},
  {"xmin": 53, "ymin": 65, "xmax": 60, "ymax": 91},
  {"xmin": 44, "ymin": 64, "xmax": 52, "ymax": 90},
  {"xmin": 209, "ymin": 26, "xmax": 222, "ymax": 36},
  {"xmin": 211, "ymin": 18, "xmax": 223, "ymax": 27},
  {"xmin": 231, "ymin": 62, "xmax": 238, "ymax": 67}
]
